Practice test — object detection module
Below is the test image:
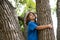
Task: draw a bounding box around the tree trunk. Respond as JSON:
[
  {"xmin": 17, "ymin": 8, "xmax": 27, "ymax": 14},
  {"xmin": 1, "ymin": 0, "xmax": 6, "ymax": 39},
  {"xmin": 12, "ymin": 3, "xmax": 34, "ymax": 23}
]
[
  {"xmin": 36, "ymin": 0, "xmax": 55, "ymax": 40},
  {"xmin": 57, "ymin": 0, "xmax": 60, "ymax": 40},
  {"xmin": 0, "ymin": 0, "xmax": 24, "ymax": 40}
]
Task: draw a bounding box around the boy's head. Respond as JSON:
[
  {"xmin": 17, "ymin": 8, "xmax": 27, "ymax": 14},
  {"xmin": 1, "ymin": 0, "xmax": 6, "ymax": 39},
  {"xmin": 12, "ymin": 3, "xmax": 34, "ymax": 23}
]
[{"xmin": 26, "ymin": 12, "xmax": 36, "ymax": 25}]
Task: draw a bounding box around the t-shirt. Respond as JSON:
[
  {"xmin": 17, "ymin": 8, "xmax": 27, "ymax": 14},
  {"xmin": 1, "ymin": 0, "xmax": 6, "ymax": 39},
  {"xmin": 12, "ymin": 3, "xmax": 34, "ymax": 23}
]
[{"xmin": 27, "ymin": 21, "xmax": 38, "ymax": 40}]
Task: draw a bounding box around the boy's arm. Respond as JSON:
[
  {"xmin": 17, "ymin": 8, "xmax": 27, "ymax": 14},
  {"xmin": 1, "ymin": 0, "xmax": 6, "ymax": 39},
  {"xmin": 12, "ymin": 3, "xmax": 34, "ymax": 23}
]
[{"xmin": 36, "ymin": 24, "xmax": 52, "ymax": 30}]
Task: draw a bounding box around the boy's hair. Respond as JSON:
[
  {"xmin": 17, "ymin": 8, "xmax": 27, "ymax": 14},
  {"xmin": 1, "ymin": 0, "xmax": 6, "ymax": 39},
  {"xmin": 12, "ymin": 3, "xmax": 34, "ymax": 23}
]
[{"xmin": 26, "ymin": 12, "xmax": 36, "ymax": 25}]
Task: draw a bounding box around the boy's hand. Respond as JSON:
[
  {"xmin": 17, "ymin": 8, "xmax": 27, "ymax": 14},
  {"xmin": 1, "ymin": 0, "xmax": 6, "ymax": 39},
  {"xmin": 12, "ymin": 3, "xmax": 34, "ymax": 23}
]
[{"xmin": 48, "ymin": 24, "xmax": 53, "ymax": 29}]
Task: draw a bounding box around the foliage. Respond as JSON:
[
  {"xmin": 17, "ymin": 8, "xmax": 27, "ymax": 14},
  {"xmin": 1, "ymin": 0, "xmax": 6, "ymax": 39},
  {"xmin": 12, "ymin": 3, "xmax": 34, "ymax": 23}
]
[{"xmin": 14, "ymin": 0, "xmax": 36, "ymax": 16}]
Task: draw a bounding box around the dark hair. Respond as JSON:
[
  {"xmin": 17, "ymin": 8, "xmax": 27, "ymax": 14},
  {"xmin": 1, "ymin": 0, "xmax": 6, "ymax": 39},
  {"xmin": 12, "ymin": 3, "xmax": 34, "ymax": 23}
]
[{"xmin": 26, "ymin": 12, "xmax": 36, "ymax": 25}]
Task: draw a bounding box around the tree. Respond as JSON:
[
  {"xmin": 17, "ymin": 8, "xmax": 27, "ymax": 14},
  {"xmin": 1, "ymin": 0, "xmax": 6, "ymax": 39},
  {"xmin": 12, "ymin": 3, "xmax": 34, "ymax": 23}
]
[
  {"xmin": 57, "ymin": 0, "xmax": 60, "ymax": 40},
  {"xmin": 36, "ymin": 0, "xmax": 55, "ymax": 40},
  {"xmin": 0, "ymin": 0, "xmax": 24, "ymax": 40}
]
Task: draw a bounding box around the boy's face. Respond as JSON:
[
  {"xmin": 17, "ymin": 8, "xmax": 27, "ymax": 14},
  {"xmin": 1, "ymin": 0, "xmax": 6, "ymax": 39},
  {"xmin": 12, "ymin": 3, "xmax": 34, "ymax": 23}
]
[{"xmin": 29, "ymin": 13, "xmax": 35, "ymax": 20}]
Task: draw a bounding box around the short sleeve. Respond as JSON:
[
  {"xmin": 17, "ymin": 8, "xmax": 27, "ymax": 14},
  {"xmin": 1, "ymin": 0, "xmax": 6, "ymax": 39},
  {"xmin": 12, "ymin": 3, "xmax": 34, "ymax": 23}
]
[{"xmin": 28, "ymin": 22, "xmax": 38, "ymax": 31}]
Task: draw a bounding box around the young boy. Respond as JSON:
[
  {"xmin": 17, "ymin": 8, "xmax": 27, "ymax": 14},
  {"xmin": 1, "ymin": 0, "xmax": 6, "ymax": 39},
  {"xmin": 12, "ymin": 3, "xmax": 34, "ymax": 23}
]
[{"xmin": 26, "ymin": 12, "xmax": 52, "ymax": 40}]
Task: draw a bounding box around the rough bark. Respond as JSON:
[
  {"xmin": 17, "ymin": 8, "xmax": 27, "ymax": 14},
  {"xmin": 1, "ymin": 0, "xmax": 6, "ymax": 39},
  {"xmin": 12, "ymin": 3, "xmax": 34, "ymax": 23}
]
[
  {"xmin": 36, "ymin": 0, "xmax": 55, "ymax": 40},
  {"xmin": 57, "ymin": 0, "xmax": 60, "ymax": 40},
  {"xmin": 0, "ymin": 0, "xmax": 24, "ymax": 40}
]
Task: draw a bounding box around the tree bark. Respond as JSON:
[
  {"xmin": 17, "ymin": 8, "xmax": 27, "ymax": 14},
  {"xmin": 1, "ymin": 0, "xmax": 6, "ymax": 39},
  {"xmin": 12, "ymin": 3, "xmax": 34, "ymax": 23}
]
[
  {"xmin": 0, "ymin": 0, "xmax": 24, "ymax": 40},
  {"xmin": 36, "ymin": 0, "xmax": 55, "ymax": 40},
  {"xmin": 57, "ymin": 0, "xmax": 60, "ymax": 40}
]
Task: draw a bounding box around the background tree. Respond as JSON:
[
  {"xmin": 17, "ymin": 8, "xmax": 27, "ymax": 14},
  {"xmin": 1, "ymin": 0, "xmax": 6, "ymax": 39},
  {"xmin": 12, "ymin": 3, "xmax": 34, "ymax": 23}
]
[
  {"xmin": 0, "ymin": 0, "xmax": 24, "ymax": 40},
  {"xmin": 57, "ymin": 0, "xmax": 60, "ymax": 40},
  {"xmin": 36, "ymin": 0, "xmax": 55, "ymax": 40}
]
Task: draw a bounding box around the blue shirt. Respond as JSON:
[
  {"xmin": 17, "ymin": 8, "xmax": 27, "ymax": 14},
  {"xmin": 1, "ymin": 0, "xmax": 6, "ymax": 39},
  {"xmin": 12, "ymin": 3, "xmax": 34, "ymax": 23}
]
[{"xmin": 27, "ymin": 21, "xmax": 38, "ymax": 40}]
